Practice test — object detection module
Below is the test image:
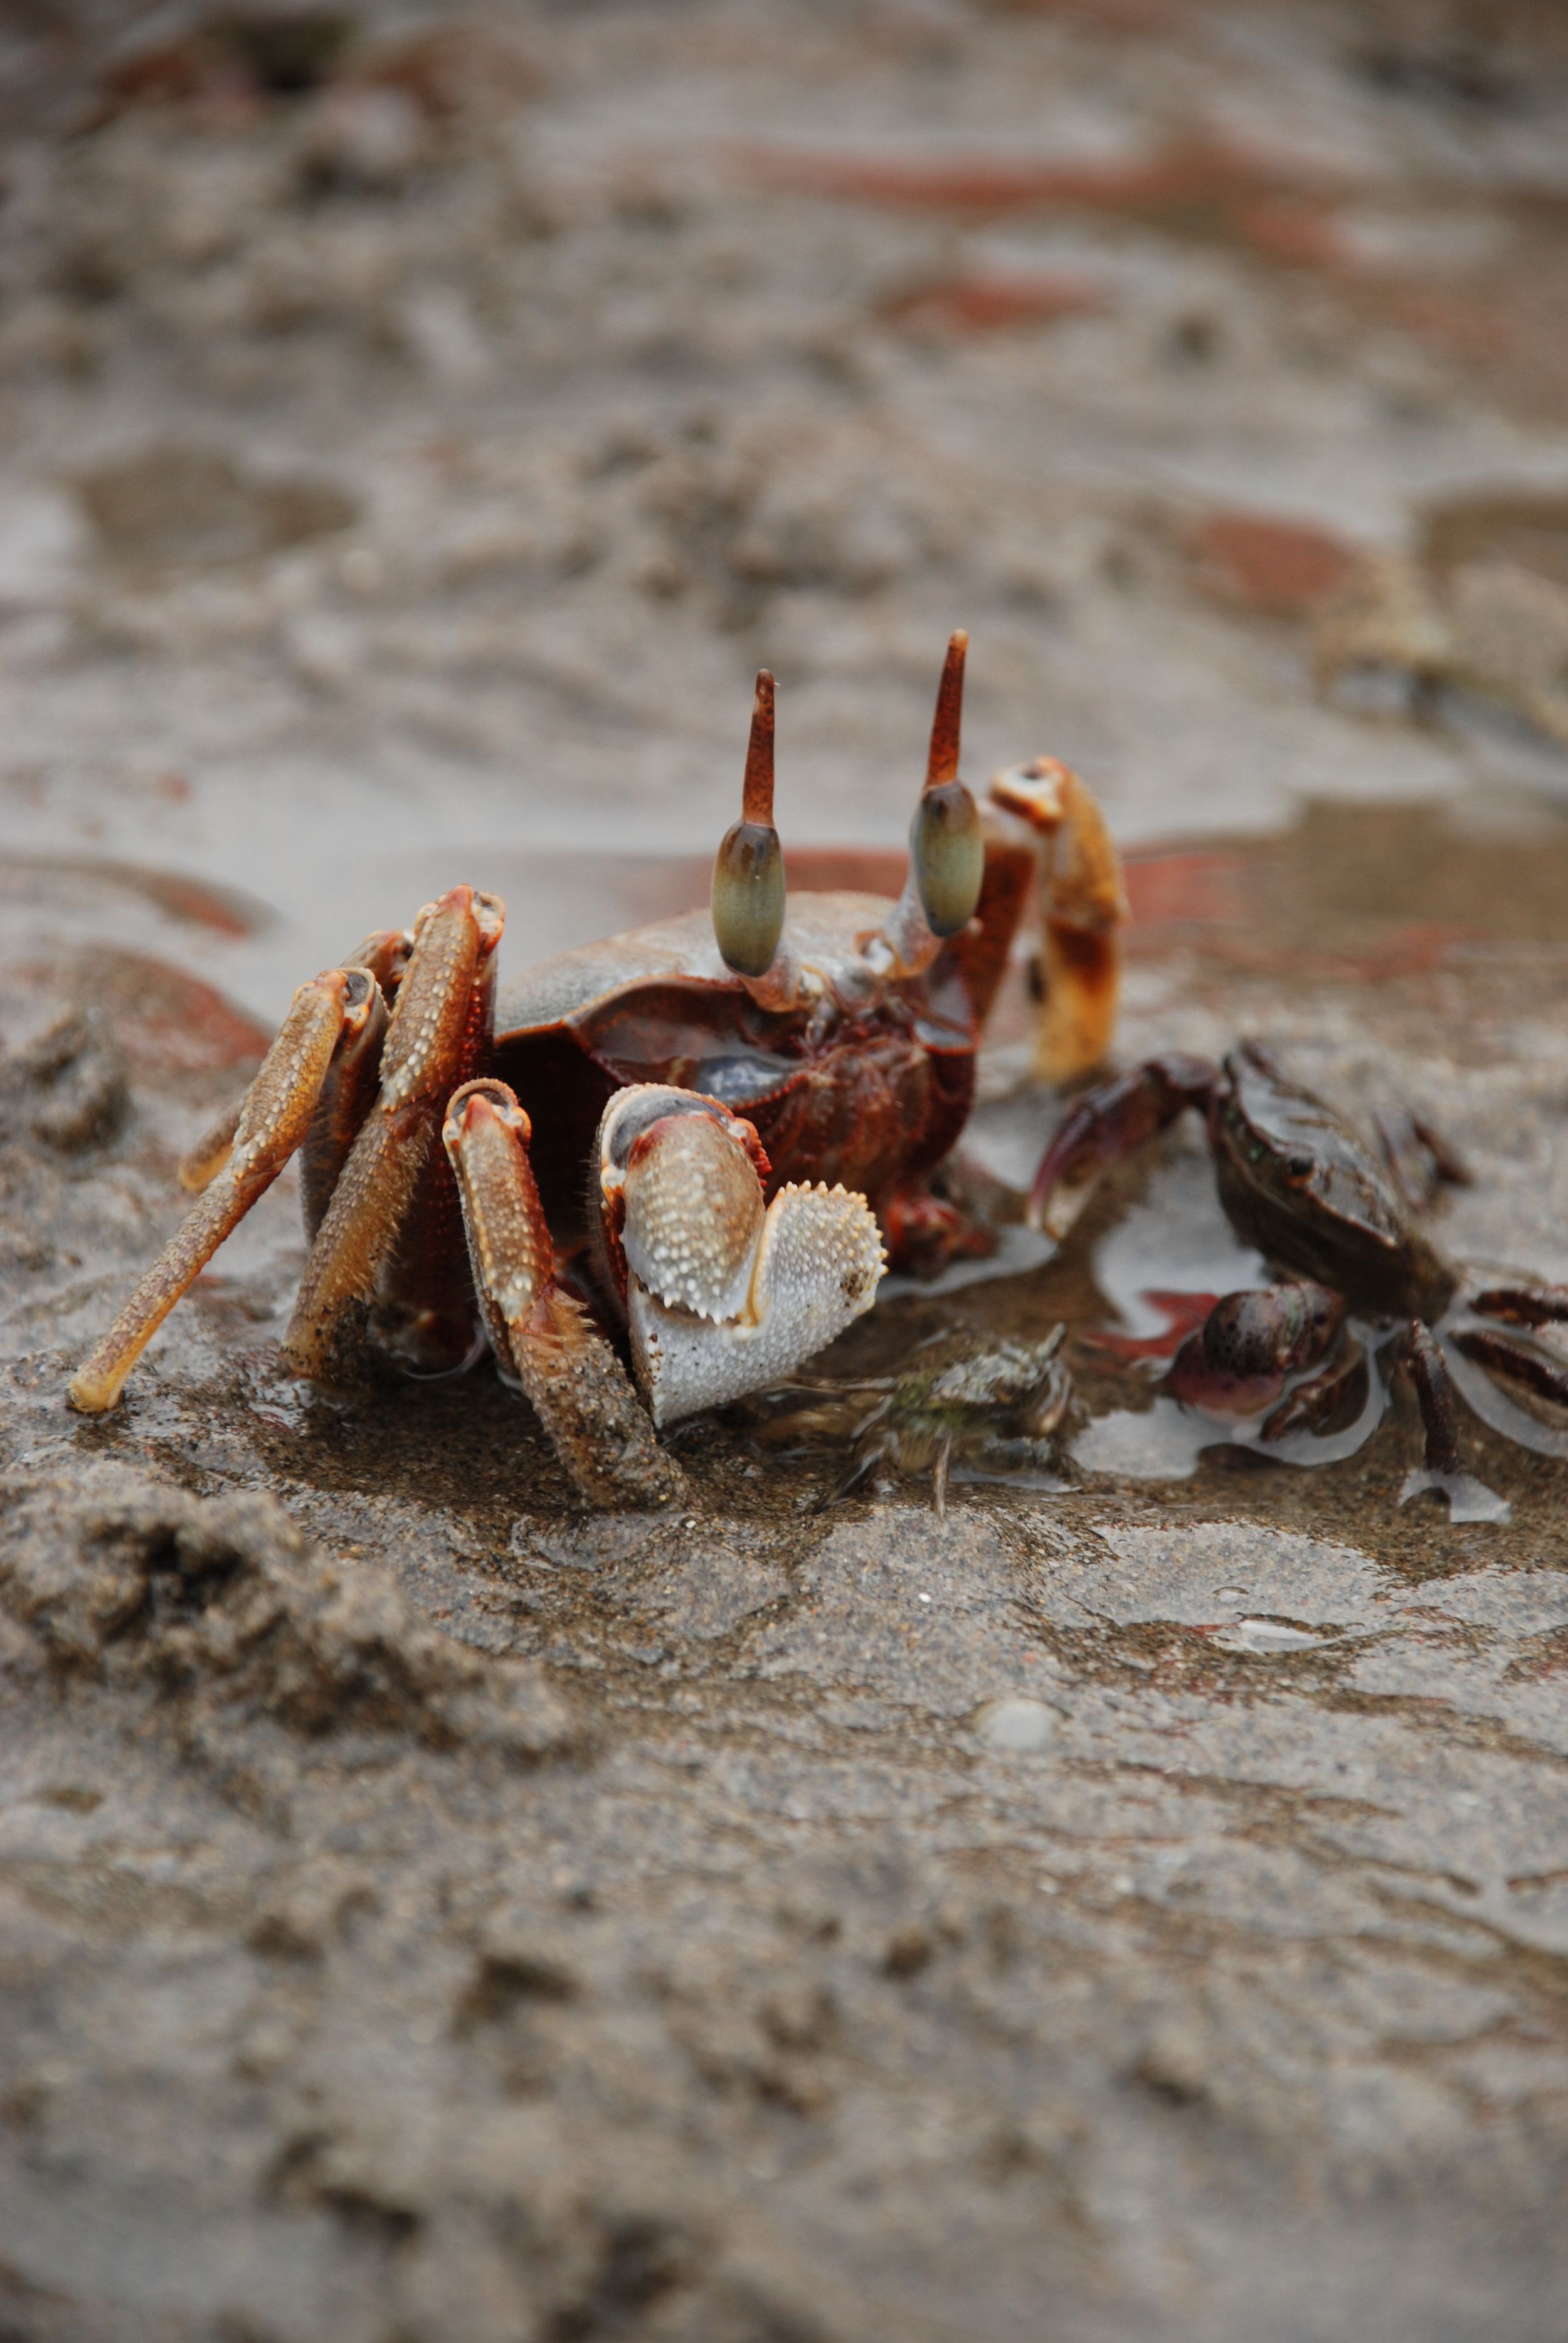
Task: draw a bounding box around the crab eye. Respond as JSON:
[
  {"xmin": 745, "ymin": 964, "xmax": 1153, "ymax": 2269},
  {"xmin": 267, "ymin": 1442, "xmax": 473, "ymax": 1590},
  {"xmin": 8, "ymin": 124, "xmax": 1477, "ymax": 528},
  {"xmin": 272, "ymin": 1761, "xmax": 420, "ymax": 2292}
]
[
  {"xmin": 712, "ymin": 669, "xmax": 787, "ymax": 979},
  {"xmin": 912, "ymin": 780, "xmax": 984, "ymax": 939},
  {"xmin": 1285, "ymin": 1151, "xmax": 1314, "ymax": 1179},
  {"xmin": 911, "ymin": 632, "xmax": 983, "ymax": 939}
]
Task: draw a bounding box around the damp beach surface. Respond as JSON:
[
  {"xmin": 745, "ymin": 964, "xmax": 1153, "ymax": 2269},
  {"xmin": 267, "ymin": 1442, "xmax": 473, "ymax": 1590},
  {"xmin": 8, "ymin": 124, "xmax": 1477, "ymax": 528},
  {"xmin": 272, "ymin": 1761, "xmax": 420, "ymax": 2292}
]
[{"xmin": 6, "ymin": 5, "xmax": 1568, "ymax": 2339}]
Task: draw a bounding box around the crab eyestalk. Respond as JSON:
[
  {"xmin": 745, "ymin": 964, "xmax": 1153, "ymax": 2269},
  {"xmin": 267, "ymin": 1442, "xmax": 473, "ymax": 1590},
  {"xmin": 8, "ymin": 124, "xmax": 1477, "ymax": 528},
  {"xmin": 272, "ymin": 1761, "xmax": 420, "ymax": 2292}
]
[
  {"xmin": 711, "ymin": 671, "xmax": 806, "ymax": 1010},
  {"xmin": 911, "ymin": 784, "xmax": 985, "ymax": 940},
  {"xmin": 712, "ymin": 670, "xmax": 786, "ymax": 977},
  {"xmin": 873, "ymin": 630, "xmax": 985, "ymax": 978}
]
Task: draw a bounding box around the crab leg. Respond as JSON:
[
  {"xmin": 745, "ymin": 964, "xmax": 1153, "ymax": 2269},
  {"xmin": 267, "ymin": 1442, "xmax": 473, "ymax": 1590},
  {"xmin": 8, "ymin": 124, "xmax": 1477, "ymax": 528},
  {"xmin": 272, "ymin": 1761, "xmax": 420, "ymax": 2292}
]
[
  {"xmin": 176, "ymin": 927, "xmax": 409, "ymax": 1203},
  {"xmin": 1453, "ymin": 1324, "xmax": 1568, "ymax": 1413},
  {"xmin": 296, "ymin": 971, "xmax": 391, "ymax": 1241},
  {"xmin": 1397, "ymin": 1320, "xmax": 1463, "ymax": 1473},
  {"xmin": 283, "ymin": 886, "xmax": 504, "ymax": 1385},
  {"xmin": 595, "ymin": 1085, "xmax": 886, "ymax": 1427},
  {"xmin": 1468, "ymin": 1280, "xmax": 1568, "ymax": 1331},
  {"xmin": 1259, "ymin": 1337, "xmax": 1367, "ymax": 1443},
  {"xmin": 1374, "ymin": 1105, "xmax": 1471, "ymax": 1214},
  {"xmin": 68, "ymin": 967, "xmax": 374, "ymax": 1413},
  {"xmin": 177, "ymin": 1096, "xmax": 246, "ymax": 1196},
  {"xmin": 442, "ymin": 1081, "xmax": 682, "ymax": 1508}
]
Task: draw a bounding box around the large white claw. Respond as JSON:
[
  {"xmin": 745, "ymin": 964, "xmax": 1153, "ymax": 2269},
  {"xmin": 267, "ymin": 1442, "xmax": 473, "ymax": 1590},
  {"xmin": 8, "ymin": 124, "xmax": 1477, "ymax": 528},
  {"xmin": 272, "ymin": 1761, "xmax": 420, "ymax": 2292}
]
[
  {"xmin": 596, "ymin": 1086, "xmax": 886, "ymax": 1428},
  {"xmin": 630, "ymin": 1179, "xmax": 886, "ymax": 1427}
]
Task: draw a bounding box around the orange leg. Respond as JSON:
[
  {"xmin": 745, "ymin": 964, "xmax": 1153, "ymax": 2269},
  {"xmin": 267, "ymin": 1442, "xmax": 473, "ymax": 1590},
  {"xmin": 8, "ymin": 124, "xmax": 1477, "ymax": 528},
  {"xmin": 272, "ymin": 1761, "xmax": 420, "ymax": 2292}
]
[
  {"xmin": 177, "ymin": 1095, "xmax": 246, "ymax": 1196},
  {"xmin": 177, "ymin": 927, "xmax": 409, "ymax": 1208},
  {"xmin": 68, "ymin": 967, "xmax": 374, "ymax": 1413},
  {"xmin": 443, "ymin": 1080, "xmax": 683, "ymax": 1508},
  {"xmin": 282, "ymin": 888, "xmax": 504, "ymax": 1386}
]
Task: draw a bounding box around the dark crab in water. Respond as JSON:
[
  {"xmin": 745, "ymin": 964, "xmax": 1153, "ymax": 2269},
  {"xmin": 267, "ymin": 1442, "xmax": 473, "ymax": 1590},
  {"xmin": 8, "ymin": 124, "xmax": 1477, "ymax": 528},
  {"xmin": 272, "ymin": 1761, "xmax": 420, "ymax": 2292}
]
[
  {"xmin": 1033, "ymin": 1040, "xmax": 1568, "ymax": 1516},
  {"xmin": 69, "ymin": 634, "xmax": 1126, "ymax": 1507}
]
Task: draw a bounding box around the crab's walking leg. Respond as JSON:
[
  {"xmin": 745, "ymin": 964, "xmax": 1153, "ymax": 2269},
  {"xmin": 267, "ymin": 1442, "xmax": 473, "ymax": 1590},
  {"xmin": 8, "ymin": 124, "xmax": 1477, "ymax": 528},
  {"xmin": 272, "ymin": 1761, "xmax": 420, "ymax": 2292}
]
[
  {"xmin": 443, "ymin": 1081, "xmax": 682, "ymax": 1509},
  {"xmin": 1259, "ymin": 1337, "xmax": 1367, "ymax": 1443},
  {"xmin": 1468, "ymin": 1280, "xmax": 1568, "ymax": 1333},
  {"xmin": 1453, "ymin": 1273, "xmax": 1568, "ymax": 1420},
  {"xmin": 283, "ymin": 888, "xmax": 504, "ymax": 1384},
  {"xmin": 1453, "ymin": 1325, "xmax": 1568, "ymax": 1415},
  {"xmin": 177, "ymin": 1097, "xmax": 246, "ymax": 1196},
  {"xmin": 1399, "ymin": 1320, "xmax": 1461, "ymax": 1474},
  {"xmin": 177, "ymin": 928, "xmax": 409, "ymax": 1200},
  {"xmin": 596, "ymin": 1085, "xmax": 886, "ymax": 1428},
  {"xmin": 68, "ymin": 969, "xmax": 370, "ymax": 1413},
  {"xmin": 1374, "ymin": 1106, "xmax": 1471, "ymax": 1214}
]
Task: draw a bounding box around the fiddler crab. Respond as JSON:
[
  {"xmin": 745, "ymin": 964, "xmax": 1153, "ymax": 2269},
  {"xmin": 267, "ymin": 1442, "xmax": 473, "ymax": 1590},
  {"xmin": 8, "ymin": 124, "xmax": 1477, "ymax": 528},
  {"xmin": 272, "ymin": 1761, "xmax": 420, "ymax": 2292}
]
[
  {"xmin": 69, "ymin": 633, "xmax": 1126, "ymax": 1507},
  {"xmin": 1034, "ymin": 1040, "xmax": 1568, "ymax": 1516}
]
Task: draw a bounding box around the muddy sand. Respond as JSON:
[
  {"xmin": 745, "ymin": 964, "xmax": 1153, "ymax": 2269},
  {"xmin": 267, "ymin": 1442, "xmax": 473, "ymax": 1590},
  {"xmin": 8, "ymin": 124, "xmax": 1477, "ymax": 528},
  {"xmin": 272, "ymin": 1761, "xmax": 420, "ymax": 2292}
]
[{"xmin": 4, "ymin": 5, "xmax": 1568, "ymax": 2339}]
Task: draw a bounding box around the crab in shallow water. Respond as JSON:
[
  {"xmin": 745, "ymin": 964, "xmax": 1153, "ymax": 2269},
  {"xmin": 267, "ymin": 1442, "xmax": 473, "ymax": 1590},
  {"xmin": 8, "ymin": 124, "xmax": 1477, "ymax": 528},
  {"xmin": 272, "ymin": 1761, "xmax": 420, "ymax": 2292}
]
[
  {"xmin": 68, "ymin": 634, "xmax": 1125, "ymax": 1506},
  {"xmin": 1032, "ymin": 1039, "xmax": 1568, "ymax": 1501},
  {"xmin": 750, "ymin": 1327, "xmax": 1073, "ymax": 1515}
]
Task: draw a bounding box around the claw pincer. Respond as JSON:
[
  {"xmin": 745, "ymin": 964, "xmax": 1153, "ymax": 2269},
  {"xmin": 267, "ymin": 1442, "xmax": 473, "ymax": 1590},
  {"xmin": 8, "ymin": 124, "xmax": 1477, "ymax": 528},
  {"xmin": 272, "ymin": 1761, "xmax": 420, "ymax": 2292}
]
[
  {"xmin": 1029, "ymin": 1054, "xmax": 1215, "ymax": 1238},
  {"xmin": 595, "ymin": 1086, "xmax": 884, "ymax": 1429}
]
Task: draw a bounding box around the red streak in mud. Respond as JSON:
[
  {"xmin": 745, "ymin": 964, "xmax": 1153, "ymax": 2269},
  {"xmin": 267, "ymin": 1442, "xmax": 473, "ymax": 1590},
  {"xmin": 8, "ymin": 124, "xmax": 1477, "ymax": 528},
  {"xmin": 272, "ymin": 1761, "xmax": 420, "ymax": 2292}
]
[
  {"xmin": 882, "ymin": 272, "xmax": 1108, "ymax": 335},
  {"xmin": 50, "ymin": 949, "xmax": 271, "ymax": 1075},
  {"xmin": 1123, "ymin": 851, "xmax": 1248, "ymax": 929},
  {"xmin": 736, "ymin": 138, "xmax": 1350, "ymax": 267},
  {"xmin": 1191, "ymin": 512, "xmax": 1360, "ymax": 616}
]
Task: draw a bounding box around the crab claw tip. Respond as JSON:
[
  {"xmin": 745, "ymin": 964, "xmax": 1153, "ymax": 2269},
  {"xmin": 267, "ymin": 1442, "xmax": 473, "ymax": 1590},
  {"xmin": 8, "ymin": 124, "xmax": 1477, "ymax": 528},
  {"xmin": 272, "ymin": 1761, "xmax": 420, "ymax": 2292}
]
[{"xmin": 442, "ymin": 1078, "xmax": 532, "ymax": 1154}]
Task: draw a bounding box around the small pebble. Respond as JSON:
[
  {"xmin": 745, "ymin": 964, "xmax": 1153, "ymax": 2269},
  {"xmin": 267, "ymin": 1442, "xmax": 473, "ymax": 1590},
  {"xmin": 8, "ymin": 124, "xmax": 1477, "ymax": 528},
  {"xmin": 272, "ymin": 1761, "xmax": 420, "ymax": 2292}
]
[{"xmin": 974, "ymin": 1697, "xmax": 1056, "ymax": 1753}]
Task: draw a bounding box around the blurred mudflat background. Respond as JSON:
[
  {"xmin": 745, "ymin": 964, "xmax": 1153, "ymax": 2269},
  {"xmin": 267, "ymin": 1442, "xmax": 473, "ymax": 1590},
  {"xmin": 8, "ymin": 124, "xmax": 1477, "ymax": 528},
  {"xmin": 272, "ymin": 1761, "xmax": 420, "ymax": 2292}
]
[{"xmin": 5, "ymin": 5, "xmax": 1568, "ymax": 2340}]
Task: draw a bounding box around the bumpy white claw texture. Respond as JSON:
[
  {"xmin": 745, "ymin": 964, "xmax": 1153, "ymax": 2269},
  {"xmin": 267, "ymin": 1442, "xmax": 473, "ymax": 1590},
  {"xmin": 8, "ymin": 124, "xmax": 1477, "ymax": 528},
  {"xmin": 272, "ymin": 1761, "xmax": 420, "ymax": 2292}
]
[
  {"xmin": 628, "ymin": 1180, "xmax": 886, "ymax": 1427},
  {"xmin": 619, "ymin": 1107, "xmax": 765, "ymax": 1322}
]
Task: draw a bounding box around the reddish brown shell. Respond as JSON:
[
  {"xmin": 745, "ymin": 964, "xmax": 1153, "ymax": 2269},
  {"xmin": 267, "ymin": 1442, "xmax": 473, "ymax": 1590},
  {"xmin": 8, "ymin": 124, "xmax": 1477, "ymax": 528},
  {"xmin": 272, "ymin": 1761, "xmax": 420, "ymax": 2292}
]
[{"xmin": 492, "ymin": 894, "xmax": 980, "ymax": 1248}]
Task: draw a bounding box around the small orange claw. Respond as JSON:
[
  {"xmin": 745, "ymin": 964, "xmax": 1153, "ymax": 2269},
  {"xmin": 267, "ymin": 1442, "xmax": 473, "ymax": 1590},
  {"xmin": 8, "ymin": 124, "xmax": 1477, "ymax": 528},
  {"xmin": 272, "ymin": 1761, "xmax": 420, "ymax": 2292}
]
[{"xmin": 990, "ymin": 755, "xmax": 1128, "ymax": 1086}]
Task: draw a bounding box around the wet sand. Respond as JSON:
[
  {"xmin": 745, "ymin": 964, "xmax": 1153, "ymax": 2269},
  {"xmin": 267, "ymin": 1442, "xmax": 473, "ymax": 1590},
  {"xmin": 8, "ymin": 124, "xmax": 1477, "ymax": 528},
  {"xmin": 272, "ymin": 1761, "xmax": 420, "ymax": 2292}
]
[{"xmin": 4, "ymin": 6, "xmax": 1568, "ymax": 2339}]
